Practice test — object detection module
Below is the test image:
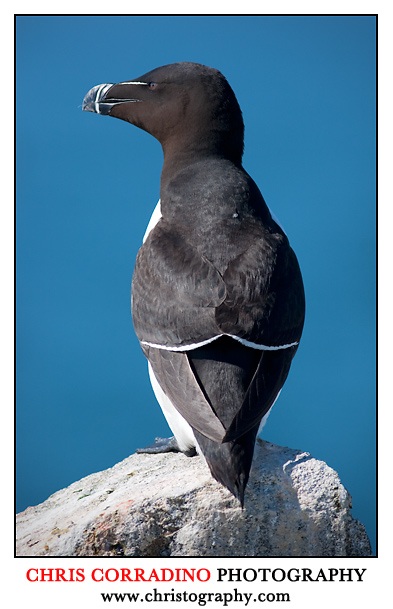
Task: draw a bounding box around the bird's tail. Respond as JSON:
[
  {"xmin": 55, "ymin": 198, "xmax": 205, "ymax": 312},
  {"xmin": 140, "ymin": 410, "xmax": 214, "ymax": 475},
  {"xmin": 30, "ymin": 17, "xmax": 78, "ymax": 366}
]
[
  {"xmin": 188, "ymin": 337, "xmax": 263, "ymax": 506},
  {"xmin": 193, "ymin": 426, "xmax": 259, "ymax": 507}
]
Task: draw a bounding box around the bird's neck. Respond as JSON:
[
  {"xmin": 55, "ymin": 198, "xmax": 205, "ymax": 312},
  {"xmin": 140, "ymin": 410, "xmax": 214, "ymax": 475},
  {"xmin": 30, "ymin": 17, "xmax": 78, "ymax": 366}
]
[{"xmin": 160, "ymin": 137, "xmax": 243, "ymax": 191}]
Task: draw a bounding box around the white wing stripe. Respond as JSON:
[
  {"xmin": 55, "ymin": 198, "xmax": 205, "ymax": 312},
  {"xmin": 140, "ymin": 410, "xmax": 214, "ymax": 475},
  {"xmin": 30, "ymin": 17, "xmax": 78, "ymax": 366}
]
[{"xmin": 141, "ymin": 334, "xmax": 298, "ymax": 352}]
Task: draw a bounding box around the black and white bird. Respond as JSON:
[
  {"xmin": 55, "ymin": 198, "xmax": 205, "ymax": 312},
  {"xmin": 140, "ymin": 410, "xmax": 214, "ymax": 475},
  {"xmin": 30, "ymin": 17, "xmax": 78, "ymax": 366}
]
[{"xmin": 82, "ymin": 62, "xmax": 305, "ymax": 506}]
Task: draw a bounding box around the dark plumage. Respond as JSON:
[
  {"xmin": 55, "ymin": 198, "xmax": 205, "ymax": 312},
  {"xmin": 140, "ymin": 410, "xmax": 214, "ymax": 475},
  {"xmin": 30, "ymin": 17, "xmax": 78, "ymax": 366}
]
[{"xmin": 83, "ymin": 62, "xmax": 305, "ymax": 505}]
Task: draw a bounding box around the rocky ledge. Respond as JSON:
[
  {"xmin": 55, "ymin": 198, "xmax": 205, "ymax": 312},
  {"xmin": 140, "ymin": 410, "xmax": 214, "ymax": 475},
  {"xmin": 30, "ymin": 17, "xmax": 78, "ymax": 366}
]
[{"xmin": 16, "ymin": 439, "xmax": 371, "ymax": 557}]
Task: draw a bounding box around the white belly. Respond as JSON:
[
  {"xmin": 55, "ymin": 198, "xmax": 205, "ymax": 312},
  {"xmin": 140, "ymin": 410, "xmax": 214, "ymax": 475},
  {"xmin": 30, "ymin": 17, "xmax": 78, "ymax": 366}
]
[{"xmin": 143, "ymin": 200, "xmax": 162, "ymax": 243}]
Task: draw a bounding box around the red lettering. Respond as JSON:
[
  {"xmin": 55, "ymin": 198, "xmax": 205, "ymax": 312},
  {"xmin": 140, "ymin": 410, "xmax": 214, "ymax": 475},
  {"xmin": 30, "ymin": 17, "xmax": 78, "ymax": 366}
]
[
  {"xmin": 26, "ymin": 568, "xmax": 85, "ymax": 582},
  {"xmin": 119, "ymin": 569, "xmax": 132, "ymax": 582},
  {"xmin": 40, "ymin": 569, "xmax": 55, "ymax": 581},
  {"xmin": 73, "ymin": 569, "xmax": 85, "ymax": 582},
  {"xmin": 134, "ymin": 568, "xmax": 147, "ymax": 582},
  {"xmin": 91, "ymin": 569, "xmax": 103, "ymax": 582},
  {"xmin": 197, "ymin": 568, "xmax": 211, "ymax": 582},
  {"xmin": 162, "ymin": 569, "xmax": 174, "ymax": 581},
  {"xmin": 149, "ymin": 569, "xmax": 159, "ymax": 582},
  {"xmin": 26, "ymin": 569, "xmax": 38, "ymax": 582},
  {"xmin": 105, "ymin": 569, "xmax": 119, "ymax": 582}
]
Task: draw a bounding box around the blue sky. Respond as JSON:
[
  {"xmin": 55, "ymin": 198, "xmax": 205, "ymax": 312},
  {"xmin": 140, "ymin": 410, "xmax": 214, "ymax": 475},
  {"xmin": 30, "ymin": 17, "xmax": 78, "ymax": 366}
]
[{"xmin": 16, "ymin": 15, "xmax": 376, "ymax": 552}]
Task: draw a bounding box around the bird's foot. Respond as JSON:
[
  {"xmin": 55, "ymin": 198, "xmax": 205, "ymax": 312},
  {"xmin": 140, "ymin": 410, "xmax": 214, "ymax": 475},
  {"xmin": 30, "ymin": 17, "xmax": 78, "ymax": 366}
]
[{"xmin": 136, "ymin": 436, "xmax": 197, "ymax": 457}]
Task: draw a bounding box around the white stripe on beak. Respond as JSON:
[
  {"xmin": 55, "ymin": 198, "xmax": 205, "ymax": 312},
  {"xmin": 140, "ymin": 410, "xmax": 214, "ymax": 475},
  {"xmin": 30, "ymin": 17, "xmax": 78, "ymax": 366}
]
[
  {"xmin": 94, "ymin": 83, "xmax": 113, "ymax": 113},
  {"xmin": 119, "ymin": 81, "xmax": 149, "ymax": 86}
]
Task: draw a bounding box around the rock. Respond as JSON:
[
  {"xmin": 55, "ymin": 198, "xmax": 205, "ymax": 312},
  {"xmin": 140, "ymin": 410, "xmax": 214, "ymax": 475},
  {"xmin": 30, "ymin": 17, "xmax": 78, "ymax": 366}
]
[{"xmin": 16, "ymin": 440, "xmax": 371, "ymax": 557}]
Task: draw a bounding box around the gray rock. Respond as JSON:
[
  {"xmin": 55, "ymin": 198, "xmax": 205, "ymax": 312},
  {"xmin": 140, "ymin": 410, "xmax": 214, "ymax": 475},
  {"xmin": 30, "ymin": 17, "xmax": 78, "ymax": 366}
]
[{"xmin": 16, "ymin": 440, "xmax": 371, "ymax": 557}]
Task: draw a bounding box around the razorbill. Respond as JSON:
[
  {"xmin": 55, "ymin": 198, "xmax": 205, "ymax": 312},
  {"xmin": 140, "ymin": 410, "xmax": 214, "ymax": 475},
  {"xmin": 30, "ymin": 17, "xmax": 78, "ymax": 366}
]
[{"xmin": 82, "ymin": 62, "xmax": 305, "ymax": 506}]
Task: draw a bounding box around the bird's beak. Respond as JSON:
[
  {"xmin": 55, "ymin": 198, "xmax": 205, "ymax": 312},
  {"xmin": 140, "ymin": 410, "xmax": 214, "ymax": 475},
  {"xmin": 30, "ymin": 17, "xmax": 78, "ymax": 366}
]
[{"xmin": 82, "ymin": 82, "xmax": 144, "ymax": 115}]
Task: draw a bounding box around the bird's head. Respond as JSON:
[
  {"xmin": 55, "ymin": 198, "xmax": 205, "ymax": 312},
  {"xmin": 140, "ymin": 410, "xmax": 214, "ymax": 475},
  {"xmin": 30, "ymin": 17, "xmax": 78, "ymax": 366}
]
[{"xmin": 82, "ymin": 62, "xmax": 244, "ymax": 163}]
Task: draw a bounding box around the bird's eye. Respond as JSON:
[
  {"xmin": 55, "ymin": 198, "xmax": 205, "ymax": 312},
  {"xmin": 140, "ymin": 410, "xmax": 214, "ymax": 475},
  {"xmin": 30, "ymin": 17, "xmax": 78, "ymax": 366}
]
[{"xmin": 148, "ymin": 82, "xmax": 158, "ymax": 90}]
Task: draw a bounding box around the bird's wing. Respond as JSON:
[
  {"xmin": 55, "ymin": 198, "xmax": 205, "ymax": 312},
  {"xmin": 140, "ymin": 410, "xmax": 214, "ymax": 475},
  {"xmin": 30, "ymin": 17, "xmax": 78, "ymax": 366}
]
[
  {"xmin": 221, "ymin": 346, "xmax": 297, "ymax": 441},
  {"xmin": 142, "ymin": 344, "xmax": 227, "ymax": 442},
  {"xmin": 216, "ymin": 233, "xmax": 305, "ymax": 348},
  {"xmin": 132, "ymin": 221, "xmax": 305, "ymax": 442},
  {"xmin": 132, "ymin": 221, "xmax": 226, "ymax": 349}
]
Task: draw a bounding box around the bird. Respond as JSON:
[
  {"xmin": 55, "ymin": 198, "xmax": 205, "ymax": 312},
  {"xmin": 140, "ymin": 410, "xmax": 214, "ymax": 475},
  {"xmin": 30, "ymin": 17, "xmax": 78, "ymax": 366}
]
[{"xmin": 82, "ymin": 62, "xmax": 305, "ymax": 506}]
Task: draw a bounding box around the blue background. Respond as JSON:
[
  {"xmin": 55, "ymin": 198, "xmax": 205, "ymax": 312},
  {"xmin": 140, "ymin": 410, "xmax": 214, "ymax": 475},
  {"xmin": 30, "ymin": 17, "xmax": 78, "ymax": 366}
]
[{"xmin": 16, "ymin": 15, "xmax": 376, "ymax": 552}]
